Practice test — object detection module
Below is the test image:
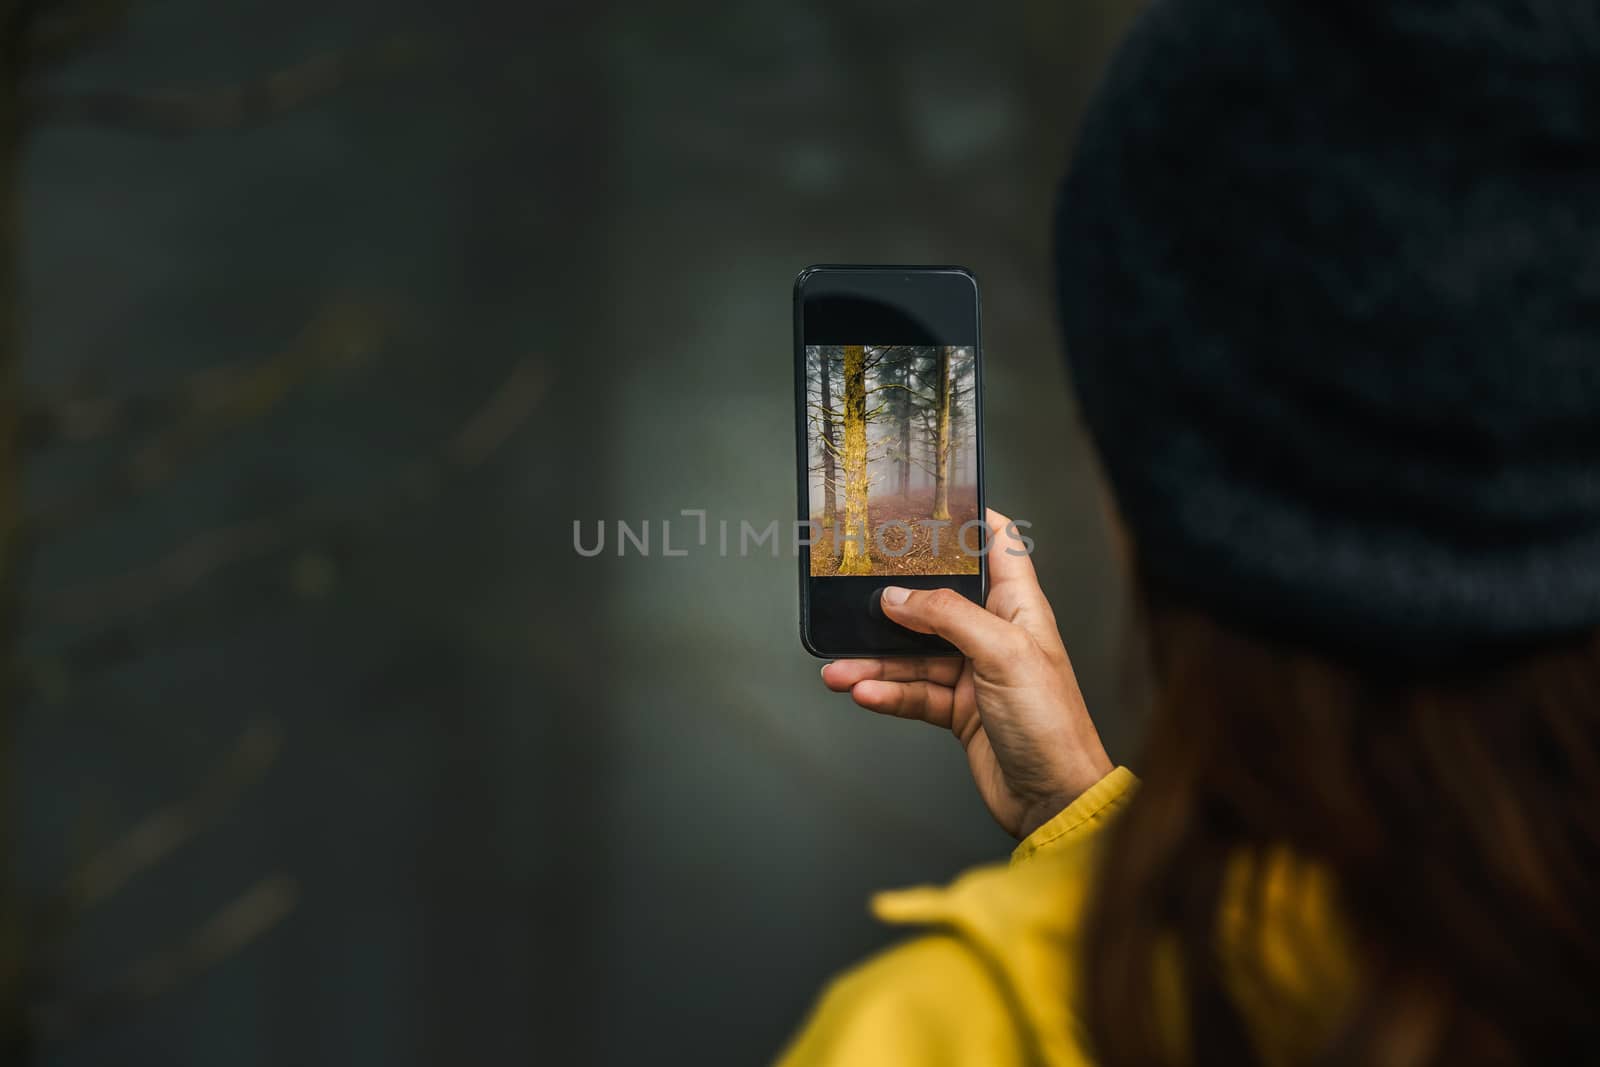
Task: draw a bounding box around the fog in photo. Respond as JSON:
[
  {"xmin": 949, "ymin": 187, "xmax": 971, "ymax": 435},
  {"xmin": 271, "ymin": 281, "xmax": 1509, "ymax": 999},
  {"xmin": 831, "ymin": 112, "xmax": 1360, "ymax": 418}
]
[{"xmin": 806, "ymin": 345, "xmax": 979, "ymax": 576}]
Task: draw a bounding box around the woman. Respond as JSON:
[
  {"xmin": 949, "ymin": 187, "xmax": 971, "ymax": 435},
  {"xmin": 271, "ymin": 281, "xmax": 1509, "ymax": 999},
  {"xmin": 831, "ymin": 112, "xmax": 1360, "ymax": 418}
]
[{"xmin": 780, "ymin": 2, "xmax": 1600, "ymax": 1064}]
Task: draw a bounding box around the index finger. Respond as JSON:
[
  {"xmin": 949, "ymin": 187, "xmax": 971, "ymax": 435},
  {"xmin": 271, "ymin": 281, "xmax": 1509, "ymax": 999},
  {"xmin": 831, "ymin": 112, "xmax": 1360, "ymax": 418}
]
[
  {"xmin": 984, "ymin": 508, "xmax": 1039, "ymax": 591},
  {"xmin": 982, "ymin": 508, "xmax": 1062, "ymax": 647}
]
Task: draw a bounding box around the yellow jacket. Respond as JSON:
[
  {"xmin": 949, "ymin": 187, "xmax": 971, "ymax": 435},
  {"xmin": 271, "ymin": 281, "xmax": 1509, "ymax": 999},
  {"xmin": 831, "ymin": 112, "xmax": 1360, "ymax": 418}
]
[{"xmin": 777, "ymin": 767, "xmax": 1351, "ymax": 1066}]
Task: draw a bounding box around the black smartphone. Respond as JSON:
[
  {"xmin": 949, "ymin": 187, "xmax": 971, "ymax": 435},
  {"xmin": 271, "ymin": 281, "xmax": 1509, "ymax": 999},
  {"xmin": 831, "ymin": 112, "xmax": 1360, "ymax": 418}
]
[{"xmin": 794, "ymin": 265, "xmax": 986, "ymax": 658}]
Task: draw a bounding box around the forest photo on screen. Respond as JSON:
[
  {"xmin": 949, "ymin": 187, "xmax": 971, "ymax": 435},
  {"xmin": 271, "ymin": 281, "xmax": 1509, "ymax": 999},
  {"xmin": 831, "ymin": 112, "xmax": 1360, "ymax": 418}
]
[{"xmin": 806, "ymin": 345, "xmax": 979, "ymax": 577}]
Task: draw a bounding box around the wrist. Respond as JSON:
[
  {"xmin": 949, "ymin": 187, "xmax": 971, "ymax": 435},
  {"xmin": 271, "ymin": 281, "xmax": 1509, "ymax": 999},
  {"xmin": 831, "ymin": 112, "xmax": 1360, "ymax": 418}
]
[
  {"xmin": 1015, "ymin": 796, "xmax": 1073, "ymax": 841},
  {"xmin": 1014, "ymin": 753, "xmax": 1116, "ymax": 840}
]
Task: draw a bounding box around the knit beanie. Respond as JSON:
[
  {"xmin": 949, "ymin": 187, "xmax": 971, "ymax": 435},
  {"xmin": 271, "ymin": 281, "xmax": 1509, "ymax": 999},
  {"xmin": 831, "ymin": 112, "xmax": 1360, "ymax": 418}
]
[{"xmin": 1055, "ymin": 0, "xmax": 1600, "ymax": 658}]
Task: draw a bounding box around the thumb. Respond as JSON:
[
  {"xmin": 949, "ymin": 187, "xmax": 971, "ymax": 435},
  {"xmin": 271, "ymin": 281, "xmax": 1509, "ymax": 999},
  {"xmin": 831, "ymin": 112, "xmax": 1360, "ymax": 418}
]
[{"xmin": 879, "ymin": 586, "xmax": 1023, "ymax": 669}]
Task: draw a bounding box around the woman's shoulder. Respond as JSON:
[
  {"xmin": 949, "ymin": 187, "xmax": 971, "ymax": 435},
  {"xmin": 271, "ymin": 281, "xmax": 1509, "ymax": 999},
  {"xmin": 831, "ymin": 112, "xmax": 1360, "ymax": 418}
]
[
  {"xmin": 774, "ymin": 928, "xmax": 1036, "ymax": 1067},
  {"xmin": 776, "ymin": 769, "xmax": 1139, "ymax": 1066},
  {"xmin": 776, "ymin": 849, "xmax": 1102, "ymax": 1067},
  {"xmin": 868, "ymin": 841, "xmax": 1106, "ymax": 1066},
  {"xmin": 869, "ymin": 828, "xmax": 1103, "ymax": 966}
]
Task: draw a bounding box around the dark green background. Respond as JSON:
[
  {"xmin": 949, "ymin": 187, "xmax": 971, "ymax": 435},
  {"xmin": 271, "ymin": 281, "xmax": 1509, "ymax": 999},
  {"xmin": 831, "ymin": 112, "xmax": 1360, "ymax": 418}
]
[{"xmin": 17, "ymin": 1, "xmax": 1145, "ymax": 1062}]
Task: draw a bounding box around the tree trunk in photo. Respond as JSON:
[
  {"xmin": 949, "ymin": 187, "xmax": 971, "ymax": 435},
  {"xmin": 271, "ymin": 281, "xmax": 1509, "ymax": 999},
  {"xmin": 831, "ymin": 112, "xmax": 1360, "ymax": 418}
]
[
  {"xmin": 897, "ymin": 353, "xmax": 911, "ymax": 498},
  {"xmin": 930, "ymin": 345, "xmax": 952, "ymax": 521},
  {"xmin": 820, "ymin": 347, "xmax": 836, "ymax": 525},
  {"xmin": 950, "ymin": 374, "xmax": 963, "ymax": 489},
  {"xmin": 837, "ymin": 344, "xmax": 872, "ymax": 574}
]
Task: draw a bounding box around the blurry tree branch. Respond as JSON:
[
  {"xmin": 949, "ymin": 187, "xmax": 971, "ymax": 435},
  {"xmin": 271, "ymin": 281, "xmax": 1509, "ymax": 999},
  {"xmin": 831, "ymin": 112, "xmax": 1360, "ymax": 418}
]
[
  {"xmin": 26, "ymin": 358, "xmax": 547, "ymax": 689},
  {"xmin": 62, "ymin": 721, "xmax": 281, "ymax": 914},
  {"xmin": 24, "ymin": 305, "xmax": 382, "ymax": 451},
  {"xmin": 30, "ymin": 36, "xmax": 416, "ymax": 136},
  {"xmin": 27, "ymin": 302, "xmax": 385, "ymax": 535},
  {"xmin": 447, "ymin": 357, "xmax": 547, "ymax": 468},
  {"xmin": 35, "ymin": 874, "xmax": 298, "ymax": 1042}
]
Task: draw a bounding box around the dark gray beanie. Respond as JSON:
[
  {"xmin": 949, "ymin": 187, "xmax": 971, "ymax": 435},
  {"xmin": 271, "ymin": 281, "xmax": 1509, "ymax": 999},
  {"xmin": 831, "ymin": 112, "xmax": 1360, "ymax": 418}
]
[{"xmin": 1055, "ymin": 0, "xmax": 1600, "ymax": 659}]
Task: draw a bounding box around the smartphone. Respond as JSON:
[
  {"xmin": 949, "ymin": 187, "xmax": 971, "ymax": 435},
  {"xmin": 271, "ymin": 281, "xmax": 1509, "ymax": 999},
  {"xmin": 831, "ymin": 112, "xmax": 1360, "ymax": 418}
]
[{"xmin": 794, "ymin": 265, "xmax": 986, "ymax": 658}]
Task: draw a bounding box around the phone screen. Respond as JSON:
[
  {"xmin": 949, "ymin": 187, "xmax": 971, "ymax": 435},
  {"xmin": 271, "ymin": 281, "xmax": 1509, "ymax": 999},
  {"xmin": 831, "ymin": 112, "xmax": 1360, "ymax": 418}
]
[
  {"xmin": 795, "ymin": 267, "xmax": 984, "ymax": 657},
  {"xmin": 803, "ymin": 345, "xmax": 980, "ymax": 576}
]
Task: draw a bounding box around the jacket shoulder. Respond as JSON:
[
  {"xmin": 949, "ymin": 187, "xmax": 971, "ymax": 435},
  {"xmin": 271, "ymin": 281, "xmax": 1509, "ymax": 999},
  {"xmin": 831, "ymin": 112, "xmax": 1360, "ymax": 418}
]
[
  {"xmin": 775, "ymin": 932, "xmax": 1033, "ymax": 1066},
  {"xmin": 779, "ymin": 843, "xmax": 1104, "ymax": 1066},
  {"xmin": 868, "ymin": 843, "xmax": 1104, "ymax": 1067},
  {"xmin": 777, "ymin": 771, "xmax": 1137, "ymax": 1066}
]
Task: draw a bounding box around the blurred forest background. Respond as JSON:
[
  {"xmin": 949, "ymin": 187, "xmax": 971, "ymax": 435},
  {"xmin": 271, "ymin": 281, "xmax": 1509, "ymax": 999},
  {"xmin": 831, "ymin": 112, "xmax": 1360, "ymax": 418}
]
[{"xmin": 4, "ymin": 0, "xmax": 1145, "ymax": 1063}]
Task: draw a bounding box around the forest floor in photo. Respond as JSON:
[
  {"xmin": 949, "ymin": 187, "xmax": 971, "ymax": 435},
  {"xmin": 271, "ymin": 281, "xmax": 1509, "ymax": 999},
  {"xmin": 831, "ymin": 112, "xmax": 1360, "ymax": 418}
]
[{"xmin": 810, "ymin": 487, "xmax": 981, "ymax": 577}]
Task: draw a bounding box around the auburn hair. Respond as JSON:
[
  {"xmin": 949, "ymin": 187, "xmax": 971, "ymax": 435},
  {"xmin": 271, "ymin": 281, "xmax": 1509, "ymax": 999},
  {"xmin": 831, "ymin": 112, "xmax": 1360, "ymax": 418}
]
[{"xmin": 1081, "ymin": 580, "xmax": 1600, "ymax": 1065}]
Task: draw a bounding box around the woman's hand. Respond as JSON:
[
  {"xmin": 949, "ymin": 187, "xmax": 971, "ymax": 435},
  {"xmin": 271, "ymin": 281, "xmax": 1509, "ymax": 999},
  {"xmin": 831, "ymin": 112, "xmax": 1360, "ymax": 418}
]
[{"xmin": 820, "ymin": 509, "xmax": 1113, "ymax": 840}]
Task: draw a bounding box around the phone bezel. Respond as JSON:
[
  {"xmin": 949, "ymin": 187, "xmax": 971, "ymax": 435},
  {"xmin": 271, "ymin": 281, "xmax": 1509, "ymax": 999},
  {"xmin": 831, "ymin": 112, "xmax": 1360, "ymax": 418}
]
[{"xmin": 793, "ymin": 265, "xmax": 988, "ymax": 659}]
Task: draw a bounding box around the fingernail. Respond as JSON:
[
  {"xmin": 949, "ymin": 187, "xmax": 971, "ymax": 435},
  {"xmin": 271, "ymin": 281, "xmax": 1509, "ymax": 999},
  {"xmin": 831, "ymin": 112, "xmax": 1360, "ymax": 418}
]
[
  {"xmin": 881, "ymin": 586, "xmax": 911, "ymax": 606},
  {"xmin": 820, "ymin": 664, "xmax": 830, "ymax": 679}
]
